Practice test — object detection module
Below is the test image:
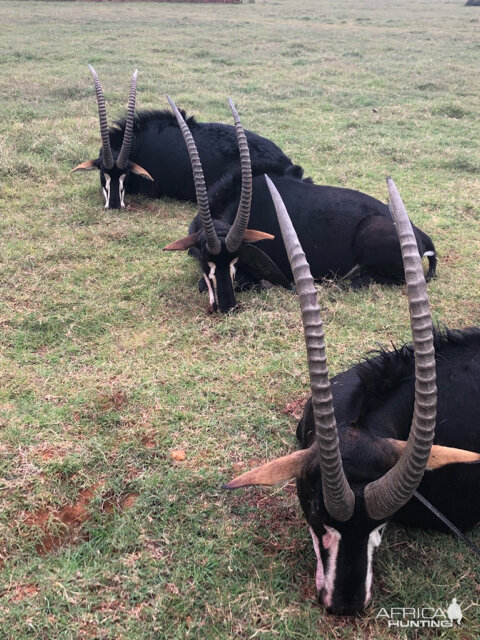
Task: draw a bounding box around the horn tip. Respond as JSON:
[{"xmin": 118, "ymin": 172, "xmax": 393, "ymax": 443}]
[
  {"xmin": 166, "ymin": 94, "xmax": 180, "ymax": 116},
  {"xmin": 386, "ymin": 177, "xmax": 396, "ymax": 200},
  {"xmin": 264, "ymin": 174, "xmax": 276, "ymax": 192},
  {"xmin": 228, "ymin": 97, "xmax": 239, "ymax": 119}
]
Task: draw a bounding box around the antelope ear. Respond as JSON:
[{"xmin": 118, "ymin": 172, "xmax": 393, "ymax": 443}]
[
  {"xmin": 387, "ymin": 439, "xmax": 480, "ymax": 469},
  {"xmin": 238, "ymin": 244, "xmax": 292, "ymax": 289},
  {"xmin": 129, "ymin": 162, "xmax": 154, "ymax": 181},
  {"xmin": 243, "ymin": 229, "xmax": 275, "ymax": 243},
  {"xmin": 71, "ymin": 160, "xmax": 99, "ymax": 172},
  {"xmin": 163, "ymin": 233, "xmax": 200, "ymax": 251},
  {"xmin": 222, "ymin": 447, "xmax": 315, "ymax": 489}
]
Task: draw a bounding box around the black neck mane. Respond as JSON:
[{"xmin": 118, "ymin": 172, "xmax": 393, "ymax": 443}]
[
  {"xmin": 208, "ymin": 162, "xmax": 310, "ymax": 220},
  {"xmin": 108, "ymin": 109, "xmax": 197, "ymax": 145},
  {"xmin": 357, "ymin": 326, "xmax": 480, "ymax": 415}
]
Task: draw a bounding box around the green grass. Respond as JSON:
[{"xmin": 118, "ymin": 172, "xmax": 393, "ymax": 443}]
[{"xmin": 0, "ymin": 0, "xmax": 479, "ymax": 638}]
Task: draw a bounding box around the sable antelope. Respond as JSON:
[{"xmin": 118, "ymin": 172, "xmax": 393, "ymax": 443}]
[
  {"xmin": 72, "ymin": 66, "xmax": 153, "ymax": 209},
  {"xmin": 163, "ymin": 105, "xmax": 436, "ymax": 313},
  {"xmin": 72, "ymin": 67, "xmax": 293, "ymax": 209},
  {"xmin": 163, "ymin": 96, "xmax": 276, "ymax": 313},
  {"xmin": 223, "ymin": 177, "xmax": 480, "ymax": 615}
]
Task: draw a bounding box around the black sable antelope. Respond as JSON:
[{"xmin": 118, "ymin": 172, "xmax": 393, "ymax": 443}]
[
  {"xmin": 163, "ymin": 95, "xmax": 276, "ymax": 313},
  {"xmin": 72, "ymin": 67, "xmax": 294, "ymax": 209},
  {"xmin": 72, "ymin": 66, "xmax": 154, "ymax": 210},
  {"xmin": 164, "ymin": 104, "xmax": 437, "ymax": 313},
  {"xmin": 223, "ymin": 177, "xmax": 480, "ymax": 615}
]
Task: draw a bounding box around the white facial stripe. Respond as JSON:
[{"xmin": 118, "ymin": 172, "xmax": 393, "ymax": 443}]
[
  {"xmin": 119, "ymin": 174, "xmax": 126, "ymax": 208},
  {"xmin": 207, "ymin": 261, "xmax": 218, "ymax": 303},
  {"xmin": 364, "ymin": 523, "xmax": 386, "ymax": 605},
  {"xmin": 312, "ymin": 522, "xmax": 387, "ymax": 610},
  {"xmin": 203, "ymin": 273, "xmax": 216, "ymax": 308},
  {"xmin": 320, "ymin": 525, "xmax": 341, "ymax": 608},
  {"xmin": 103, "ymin": 173, "xmax": 111, "ymax": 208},
  {"xmin": 309, "ymin": 526, "xmax": 325, "ymax": 591},
  {"xmin": 229, "ymin": 257, "xmax": 238, "ymax": 284}
]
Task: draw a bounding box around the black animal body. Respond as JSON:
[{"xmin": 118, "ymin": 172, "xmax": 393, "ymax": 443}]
[
  {"xmin": 357, "ymin": 329, "xmax": 480, "ymax": 533},
  {"xmin": 164, "ymin": 105, "xmax": 437, "ymax": 313},
  {"xmin": 295, "ymin": 327, "xmax": 480, "ymax": 613},
  {"xmin": 73, "ymin": 67, "xmax": 293, "ymax": 209},
  {"xmin": 207, "ymin": 167, "xmax": 437, "ymax": 290},
  {"xmin": 107, "ymin": 110, "xmax": 294, "ymax": 203},
  {"xmin": 224, "ymin": 178, "xmax": 479, "ymax": 616}
]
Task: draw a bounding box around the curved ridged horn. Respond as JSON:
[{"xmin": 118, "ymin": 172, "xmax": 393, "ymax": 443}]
[
  {"xmin": 88, "ymin": 64, "xmax": 114, "ymax": 170},
  {"xmin": 364, "ymin": 178, "xmax": 437, "ymax": 521},
  {"xmin": 166, "ymin": 95, "xmax": 221, "ymax": 256},
  {"xmin": 265, "ymin": 175, "xmax": 355, "ymax": 522},
  {"xmin": 225, "ymin": 99, "xmax": 252, "ymax": 253},
  {"xmin": 116, "ymin": 69, "xmax": 138, "ymax": 170}
]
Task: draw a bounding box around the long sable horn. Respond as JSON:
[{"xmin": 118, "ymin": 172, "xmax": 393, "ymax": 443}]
[
  {"xmin": 88, "ymin": 64, "xmax": 114, "ymax": 170},
  {"xmin": 225, "ymin": 99, "xmax": 252, "ymax": 253},
  {"xmin": 116, "ymin": 69, "xmax": 138, "ymax": 170},
  {"xmin": 166, "ymin": 95, "xmax": 221, "ymax": 256},
  {"xmin": 363, "ymin": 178, "xmax": 437, "ymax": 521},
  {"xmin": 265, "ymin": 175, "xmax": 355, "ymax": 522}
]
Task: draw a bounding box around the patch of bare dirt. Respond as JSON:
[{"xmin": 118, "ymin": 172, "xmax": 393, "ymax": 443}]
[
  {"xmin": 39, "ymin": 448, "xmax": 56, "ymax": 461},
  {"xmin": 441, "ymin": 250, "xmax": 461, "ymax": 266},
  {"xmin": 31, "ymin": 443, "xmax": 78, "ymax": 462},
  {"xmin": 23, "ymin": 484, "xmax": 138, "ymax": 554},
  {"xmin": 141, "ymin": 434, "xmax": 156, "ymax": 449},
  {"xmin": 102, "ymin": 491, "xmax": 139, "ymax": 514},
  {"xmin": 6, "ymin": 583, "xmax": 40, "ymax": 603},
  {"xmin": 35, "ymin": 345, "xmax": 49, "ymax": 356},
  {"xmin": 282, "ymin": 393, "xmax": 309, "ymax": 420},
  {"xmin": 25, "ymin": 485, "xmax": 100, "ymax": 553},
  {"xmin": 97, "ymin": 391, "xmax": 128, "ymax": 411},
  {"xmin": 75, "ymin": 1, "xmax": 242, "ymax": 3}
]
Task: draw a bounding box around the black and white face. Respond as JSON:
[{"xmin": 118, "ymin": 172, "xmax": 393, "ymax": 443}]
[
  {"xmin": 308, "ymin": 520, "xmax": 387, "ymax": 615},
  {"xmin": 100, "ymin": 168, "xmax": 127, "ymax": 209},
  {"xmin": 202, "ymin": 256, "xmax": 239, "ymax": 313}
]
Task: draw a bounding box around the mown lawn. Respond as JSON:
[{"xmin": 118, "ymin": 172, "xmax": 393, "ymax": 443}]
[{"xmin": 0, "ymin": 0, "xmax": 479, "ymax": 638}]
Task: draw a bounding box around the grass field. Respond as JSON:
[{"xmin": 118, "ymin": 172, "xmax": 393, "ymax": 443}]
[{"xmin": 0, "ymin": 0, "xmax": 479, "ymax": 638}]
